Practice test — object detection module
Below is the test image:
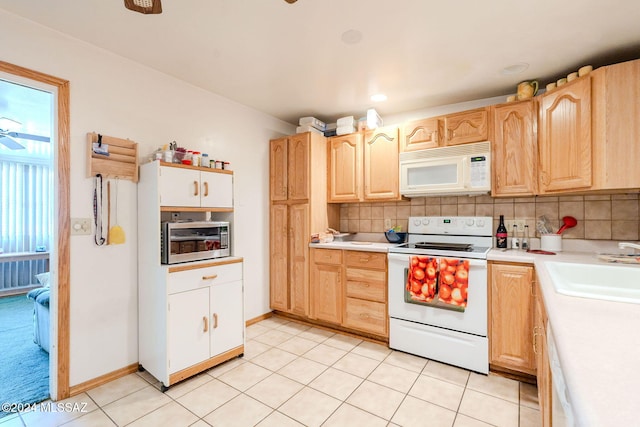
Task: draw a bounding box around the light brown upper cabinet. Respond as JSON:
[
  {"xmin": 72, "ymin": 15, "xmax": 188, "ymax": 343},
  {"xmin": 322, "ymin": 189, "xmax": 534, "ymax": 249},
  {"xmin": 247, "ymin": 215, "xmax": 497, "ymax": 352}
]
[
  {"xmin": 491, "ymin": 100, "xmax": 538, "ymax": 197},
  {"xmin": 363, "ymin": 126, "xmax": 400, "ymax": 201},
  {"xmin": 328, "ymin": 127, "xmax": 400, "ymax": 203},
  {"xmin": 400, "ymin": 108, "xmax": 489, "ymax": 152},
  {"xmin": 269, "ymin": 137, "xmax": 288, "ymax": 201},
  {"xmin": 538, "ymin": 76, "xmax": 592, "ymax": 193},
  {"xmin": 443, "ymin": 107, "xmax": 489, "ymax": 146},
  {"xmin": 328, "ymin": 133, "xmax": 362, "ymax": 202},
  {"xmin": 591, "ymin": 59, "xmax": 640, "ymax": 191},
  {"xmin": 270, "ymin": 133, "xmax": 310, "ymax": 202},
  {"xmin": 400, "ymin": 117, "xmax": 440, "ymax": 152}
]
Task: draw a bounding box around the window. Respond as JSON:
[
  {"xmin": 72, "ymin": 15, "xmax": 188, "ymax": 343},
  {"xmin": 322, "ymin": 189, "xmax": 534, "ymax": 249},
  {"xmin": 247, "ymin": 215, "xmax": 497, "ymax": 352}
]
[{"xmin": 0, "ymin": 79, "xmax": 53, "ymax": 290}]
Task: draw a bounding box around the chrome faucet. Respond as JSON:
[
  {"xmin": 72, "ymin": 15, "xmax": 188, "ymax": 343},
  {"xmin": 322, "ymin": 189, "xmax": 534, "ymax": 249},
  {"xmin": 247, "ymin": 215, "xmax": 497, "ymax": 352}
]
[{"xmin": 619, "ymin": 242, "xmax": 640, "ymax": 252}]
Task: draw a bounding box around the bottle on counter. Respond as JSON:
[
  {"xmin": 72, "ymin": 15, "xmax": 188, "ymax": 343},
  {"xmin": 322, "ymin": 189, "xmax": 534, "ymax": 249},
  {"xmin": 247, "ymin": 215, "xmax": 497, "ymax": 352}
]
[
  {"xmin": 521, "ymin": 225, "xmax": 530, "ymax": 251},
  {"xmin": 511, "ymin": 224, "xmax": 520, "ymax": 250},
  {"xmin": 201, "ymin": 153, "xmax": 209, "ymax": 167},
  {"xmin": 496, "ymin": 215, "xmax": 508, "ymax": 248}
]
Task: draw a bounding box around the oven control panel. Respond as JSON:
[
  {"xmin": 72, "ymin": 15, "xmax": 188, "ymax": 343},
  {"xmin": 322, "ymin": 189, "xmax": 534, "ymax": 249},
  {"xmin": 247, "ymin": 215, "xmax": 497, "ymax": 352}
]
[{"xmin": 408, "ymin": 216, "xmax": 493, "ymax": 236}]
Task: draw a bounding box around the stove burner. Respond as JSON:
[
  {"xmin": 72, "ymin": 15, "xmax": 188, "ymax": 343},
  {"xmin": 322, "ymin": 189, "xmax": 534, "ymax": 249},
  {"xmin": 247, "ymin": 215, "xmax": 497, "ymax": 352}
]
[{"xmin": 413, "ymin": 242, "xmax": 474, "ymax": 251}]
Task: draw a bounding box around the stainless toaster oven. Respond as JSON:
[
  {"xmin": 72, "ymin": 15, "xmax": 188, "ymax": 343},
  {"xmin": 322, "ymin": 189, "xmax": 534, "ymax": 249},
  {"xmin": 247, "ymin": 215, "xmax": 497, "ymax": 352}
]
[{"xmin": 161, "ymin": 221, "xmax": 230, "ymax": 264}]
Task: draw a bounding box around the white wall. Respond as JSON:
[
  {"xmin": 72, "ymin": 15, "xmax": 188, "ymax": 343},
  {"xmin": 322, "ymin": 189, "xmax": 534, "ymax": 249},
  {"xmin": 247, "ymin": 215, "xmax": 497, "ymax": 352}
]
[{"xmin": 0, "ymin": 9, "xmax": 295, "ymax": 386}]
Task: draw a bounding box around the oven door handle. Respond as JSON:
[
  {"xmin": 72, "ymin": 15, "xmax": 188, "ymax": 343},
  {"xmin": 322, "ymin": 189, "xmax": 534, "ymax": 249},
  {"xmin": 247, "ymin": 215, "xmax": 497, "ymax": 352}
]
[{"xmin": 389, "ymin": 253, "xmax": 487, "ymax": 268}]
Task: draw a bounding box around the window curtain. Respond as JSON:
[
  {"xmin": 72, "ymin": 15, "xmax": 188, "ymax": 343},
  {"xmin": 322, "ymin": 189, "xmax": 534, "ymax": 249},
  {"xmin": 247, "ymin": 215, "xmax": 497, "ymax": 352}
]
[{"xmin": 0, "ymin": 147, "xmax": 52, "ymax": 289}]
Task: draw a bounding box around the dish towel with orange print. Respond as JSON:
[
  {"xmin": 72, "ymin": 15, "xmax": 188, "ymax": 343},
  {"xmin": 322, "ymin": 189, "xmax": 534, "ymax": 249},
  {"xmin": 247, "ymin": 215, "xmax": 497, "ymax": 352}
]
[
  {"xmin": 437, "ymin": 258, "xmax": 469, "ymax": 308},
  {"xmin": 406, "ymin": 256, "xmax": 469, "ymax": 310}
]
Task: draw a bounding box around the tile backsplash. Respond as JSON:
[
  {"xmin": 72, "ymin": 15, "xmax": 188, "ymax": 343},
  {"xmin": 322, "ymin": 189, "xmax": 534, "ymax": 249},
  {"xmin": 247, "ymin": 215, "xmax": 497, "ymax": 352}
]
[{"xmin": 338, "ymin": 194, "xmax": 640, "ymax": 241}]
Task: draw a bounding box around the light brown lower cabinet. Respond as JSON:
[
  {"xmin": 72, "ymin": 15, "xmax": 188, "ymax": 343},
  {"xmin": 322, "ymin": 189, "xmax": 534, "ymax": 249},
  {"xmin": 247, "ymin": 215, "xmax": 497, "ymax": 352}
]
[
  {"xmin": 309, "ymin": 248, "xmax": 388, "ymax": 339},
  {"xmin": 534, "ymin": 278, "xmax": 552, "ymax": 427},
  {"xmin": 310, "ymin": 249, "xmax": 343, "ymax": 324},
  {"xmin": 489, "ymin": 262, "xmax": 536, "ymax": 376}
]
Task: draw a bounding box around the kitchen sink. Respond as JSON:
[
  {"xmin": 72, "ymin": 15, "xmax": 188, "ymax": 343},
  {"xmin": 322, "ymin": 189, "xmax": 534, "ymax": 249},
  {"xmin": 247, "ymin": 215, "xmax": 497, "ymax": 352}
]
[{"xmin": 545, "ymin": 261, "xmax": 640, "ymax": 304}]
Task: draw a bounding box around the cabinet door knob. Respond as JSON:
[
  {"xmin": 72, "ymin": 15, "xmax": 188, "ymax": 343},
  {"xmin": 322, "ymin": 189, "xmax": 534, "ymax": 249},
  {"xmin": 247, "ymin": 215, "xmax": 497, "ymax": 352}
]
[
  {"xmin": 203, "ymin": 181, "xmax": 209, "ymax": 197},
  {"xmin": 203, "ymin": 316, "xmax": 209, "ymax": 333},
  {"xmin": 213, "ymin": 313, "xmax": 219, "ymax": 329},
  {"xmin": 202, "ymin": 274, "xmax": 218, "ymax": 280},
  {"xmin": 194, "ymin": 181, "xmax": 199, "ymax": 196}
]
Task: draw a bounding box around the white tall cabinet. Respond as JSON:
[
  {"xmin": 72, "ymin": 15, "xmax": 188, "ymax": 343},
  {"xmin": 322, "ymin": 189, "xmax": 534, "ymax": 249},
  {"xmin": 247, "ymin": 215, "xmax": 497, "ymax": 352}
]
[{"xmin": 138, "ymin": 161, "xmax": 244, "ymax": 390}]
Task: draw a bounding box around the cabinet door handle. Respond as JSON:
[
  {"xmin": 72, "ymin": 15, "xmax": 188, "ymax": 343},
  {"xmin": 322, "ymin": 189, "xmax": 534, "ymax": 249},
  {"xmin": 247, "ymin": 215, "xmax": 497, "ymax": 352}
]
[
  {"xmin": 359, "ymin": 257, "xmax": 370, "ymax": 263},
  {"xmin": 532, "ymin": 327, "xmax": 539, "ymax": 355},
  {"xmin": 202, "ymin": 274, "xmax": 218, "ymax": 280},
  {"xmin": 213, "ymin": 313, "xmax": 219, "ymax": 329},
  {"xmin": 433, "ymin": 130, "xmax": 438, "ymax": 144},
  {"xmin": 194, "ymin": 181, "xmax": 199, "ymax": 196},
  {"xmin": 203, "ymin": 316, "xmax": 209, "ymax": 333},
  {"xmin": 203, "ymin": 181, "xmax": 209, "ymax": 197}
]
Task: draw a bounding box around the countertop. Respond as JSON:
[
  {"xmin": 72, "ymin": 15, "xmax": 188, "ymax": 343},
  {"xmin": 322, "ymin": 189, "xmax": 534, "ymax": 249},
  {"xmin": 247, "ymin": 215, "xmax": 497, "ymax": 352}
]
[
  {"xmin": 489, "ymin": 245, "xmax": 640, "ymax": 426},
  {"xmin": 309, "ymin": 241, "xmax": 399, "ymax": 252}
]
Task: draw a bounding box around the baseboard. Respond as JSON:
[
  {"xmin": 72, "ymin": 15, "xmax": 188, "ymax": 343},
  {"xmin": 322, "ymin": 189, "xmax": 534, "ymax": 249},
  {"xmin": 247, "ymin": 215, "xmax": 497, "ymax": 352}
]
[
  {"xmin": 68, "ymin": 363, "xmax": 139, "ymax": 397},
  {"xmin": 246, "ymin": 311, "xmax": 273, "ymax": 326}
]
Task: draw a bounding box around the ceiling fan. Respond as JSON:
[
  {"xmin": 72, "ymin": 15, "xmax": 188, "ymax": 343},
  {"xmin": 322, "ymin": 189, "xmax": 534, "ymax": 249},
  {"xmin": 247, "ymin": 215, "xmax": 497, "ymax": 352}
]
[
  {"xmin": 124, "ymin": 0, "xmax": 162, "ymax": 14},
  {"xmin": 0, "ymin": 118, "xmax": 50, "ymax": 150}
]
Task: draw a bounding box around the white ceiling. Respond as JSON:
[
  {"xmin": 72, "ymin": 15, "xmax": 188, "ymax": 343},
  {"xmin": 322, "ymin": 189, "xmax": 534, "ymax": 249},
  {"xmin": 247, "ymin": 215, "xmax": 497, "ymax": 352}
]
[{"xmin": 2, "ymin": 0, "xmax": 640, "ymax": 125}]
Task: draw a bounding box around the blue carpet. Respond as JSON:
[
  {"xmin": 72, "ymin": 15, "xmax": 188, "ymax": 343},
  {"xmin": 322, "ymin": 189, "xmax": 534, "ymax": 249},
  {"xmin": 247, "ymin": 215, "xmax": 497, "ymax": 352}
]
[{"xmin": 0, "ymin": 295, "xmax": 49, "ymax": 419}]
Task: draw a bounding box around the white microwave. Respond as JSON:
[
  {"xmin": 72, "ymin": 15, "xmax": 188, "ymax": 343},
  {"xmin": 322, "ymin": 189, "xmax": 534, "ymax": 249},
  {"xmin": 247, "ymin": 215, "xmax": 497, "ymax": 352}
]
[{"xmin": 400, "ymin": 141, "xmax": 491, "ymax": 197}]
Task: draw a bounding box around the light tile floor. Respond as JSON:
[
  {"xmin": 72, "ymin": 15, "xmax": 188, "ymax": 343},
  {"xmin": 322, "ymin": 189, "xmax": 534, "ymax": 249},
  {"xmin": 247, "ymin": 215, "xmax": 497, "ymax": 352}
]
[{"xmin": 1, "ymin": 316, "xmax": 541, "ymax": 427}]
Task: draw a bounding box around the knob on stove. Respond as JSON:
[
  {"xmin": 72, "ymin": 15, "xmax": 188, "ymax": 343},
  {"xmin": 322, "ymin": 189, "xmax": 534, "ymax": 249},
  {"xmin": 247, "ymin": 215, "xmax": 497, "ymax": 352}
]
[
  {"xmin": 421, "ymin": 219, "xmax": 430, "ymax": 226},
  {"xmin": 465, "ymin": 219, "xmax": 474, "ymax": 226},
  {"xmin": 413, "ymin": 219, "xmax": 422, "ymax": 226},
  {"xmin": 477, "ymin": 219, "xmax": 485, "ymax": 227}
]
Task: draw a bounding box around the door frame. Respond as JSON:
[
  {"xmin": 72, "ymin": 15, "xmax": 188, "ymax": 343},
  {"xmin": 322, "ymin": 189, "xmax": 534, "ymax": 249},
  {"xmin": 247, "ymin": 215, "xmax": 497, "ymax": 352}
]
[{"xmin": 0, "ymin": 61, "xmax": 71, "ymax": 400}]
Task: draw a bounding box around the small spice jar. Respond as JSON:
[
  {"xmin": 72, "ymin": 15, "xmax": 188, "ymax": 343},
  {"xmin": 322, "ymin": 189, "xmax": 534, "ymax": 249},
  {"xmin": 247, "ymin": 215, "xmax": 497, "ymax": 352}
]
[
  {"xmin": 191, "ymin": 151, "xmax": 201, "ymax": 167},
  {"xmin": 215, "ymin": 160, "xmax": 223, "ymax": 169},
  {"xmin": 222, "ymin": 161, "xmax": 231, "ymax": 170}
]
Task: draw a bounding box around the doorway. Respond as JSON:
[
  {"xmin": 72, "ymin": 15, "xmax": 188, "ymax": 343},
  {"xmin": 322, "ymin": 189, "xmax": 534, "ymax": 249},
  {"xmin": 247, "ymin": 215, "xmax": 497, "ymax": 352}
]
[
  {"xmin": 0, "ymin": 77, "xmax": 53, "ymax": 411},
  {"xmin": 0, "ymin": 61, "xmax": 71, "ymax": 402}
]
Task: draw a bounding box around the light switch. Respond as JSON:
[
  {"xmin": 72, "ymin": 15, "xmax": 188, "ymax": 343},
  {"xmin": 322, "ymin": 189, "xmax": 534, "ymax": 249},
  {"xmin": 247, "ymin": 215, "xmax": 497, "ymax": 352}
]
[{"xmin": 71, "ymin": 218, "xmax": 92, "ymax": 235}]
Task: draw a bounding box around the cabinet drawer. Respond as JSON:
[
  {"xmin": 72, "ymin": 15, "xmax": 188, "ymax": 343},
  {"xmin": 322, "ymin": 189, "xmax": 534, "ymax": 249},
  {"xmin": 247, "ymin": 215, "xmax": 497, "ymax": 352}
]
[
  {"xmin": 345, "ymin": 251, "xmax": 386, "ymax": 270},
  {"xmin": 345, "ymin": 268, "xmax": 386, "ymax": 302},
  {"xmin": 312, "ymin": 248, "xmax": 342, "ymax": 265},
  {"xmin": 168, "ymin": 262, "xmax": 242, "ymax": 294},
  {"xmin": 343, "ymin": 297, "xmax": 387, "ymax": 336}
]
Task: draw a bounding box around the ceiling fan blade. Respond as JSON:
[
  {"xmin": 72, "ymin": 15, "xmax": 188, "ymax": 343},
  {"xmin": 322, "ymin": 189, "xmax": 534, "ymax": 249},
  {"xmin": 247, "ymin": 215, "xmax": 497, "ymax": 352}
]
[
  {"xmin": 0, "ymin": 135, "xmax": 26, "ymax": 150},
  {"xmin": 124, "ymin": 0, "xmax": 162, "ymax": 14},
  {"xmin": 5, "ymin": 131, "xmax": 50, "ymax": 143}
]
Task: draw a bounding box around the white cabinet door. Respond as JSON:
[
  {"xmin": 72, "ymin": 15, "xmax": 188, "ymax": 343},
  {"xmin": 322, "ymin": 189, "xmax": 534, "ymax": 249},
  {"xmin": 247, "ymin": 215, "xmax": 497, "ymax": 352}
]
[
  {"xmin": 168, "ymin": 288, "xmax": 210, "ymax": 373},
  {"xmin": 200, "ymin": 172, "xmax": 233, "ymax": 208},
  {"xmin": 210, "ymin": 280, "xmax": 244, "ymax": 356},
  {"xmin": 159, "ymin": 166, "xmax": 201, "ymax": 207}
]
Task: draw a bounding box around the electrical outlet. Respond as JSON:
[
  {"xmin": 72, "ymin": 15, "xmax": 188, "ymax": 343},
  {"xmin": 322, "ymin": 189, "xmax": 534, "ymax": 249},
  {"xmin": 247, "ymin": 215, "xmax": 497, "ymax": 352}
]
[
  {"xmin": 384, "ymin": 218, "xmax": 392, "ymax": 230},
  {"xmin": 172, "ymin": 212, "xmax": 180, "ymax": 220},
  {"xmin": 506, "ymin": 219, "xmax": 527, "ymax": 232},
  {"xmin": 71, "ymin": 218, "xmax": 92, "ymax": 235}
]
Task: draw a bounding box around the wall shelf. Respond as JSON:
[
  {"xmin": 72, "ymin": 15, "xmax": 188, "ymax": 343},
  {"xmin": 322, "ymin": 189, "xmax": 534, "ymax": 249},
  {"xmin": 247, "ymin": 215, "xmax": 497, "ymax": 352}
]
[{"xmin": 87, "ymin": 132, "xmax": 139, "ymax": 182}]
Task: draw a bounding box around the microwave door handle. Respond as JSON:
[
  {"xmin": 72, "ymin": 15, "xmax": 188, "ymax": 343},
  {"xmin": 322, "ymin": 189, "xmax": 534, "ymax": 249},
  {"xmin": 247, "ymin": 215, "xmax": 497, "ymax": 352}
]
[{"xmin": 462, "ymin": 156, "xmax": 471, "ymax": 189}]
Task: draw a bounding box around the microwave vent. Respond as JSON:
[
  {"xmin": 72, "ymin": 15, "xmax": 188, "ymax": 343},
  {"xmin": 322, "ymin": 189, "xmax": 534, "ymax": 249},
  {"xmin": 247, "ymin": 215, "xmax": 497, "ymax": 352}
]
[{"xmin": 400, "ymin": 141, "xmax": 490, "ymax": 161}]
